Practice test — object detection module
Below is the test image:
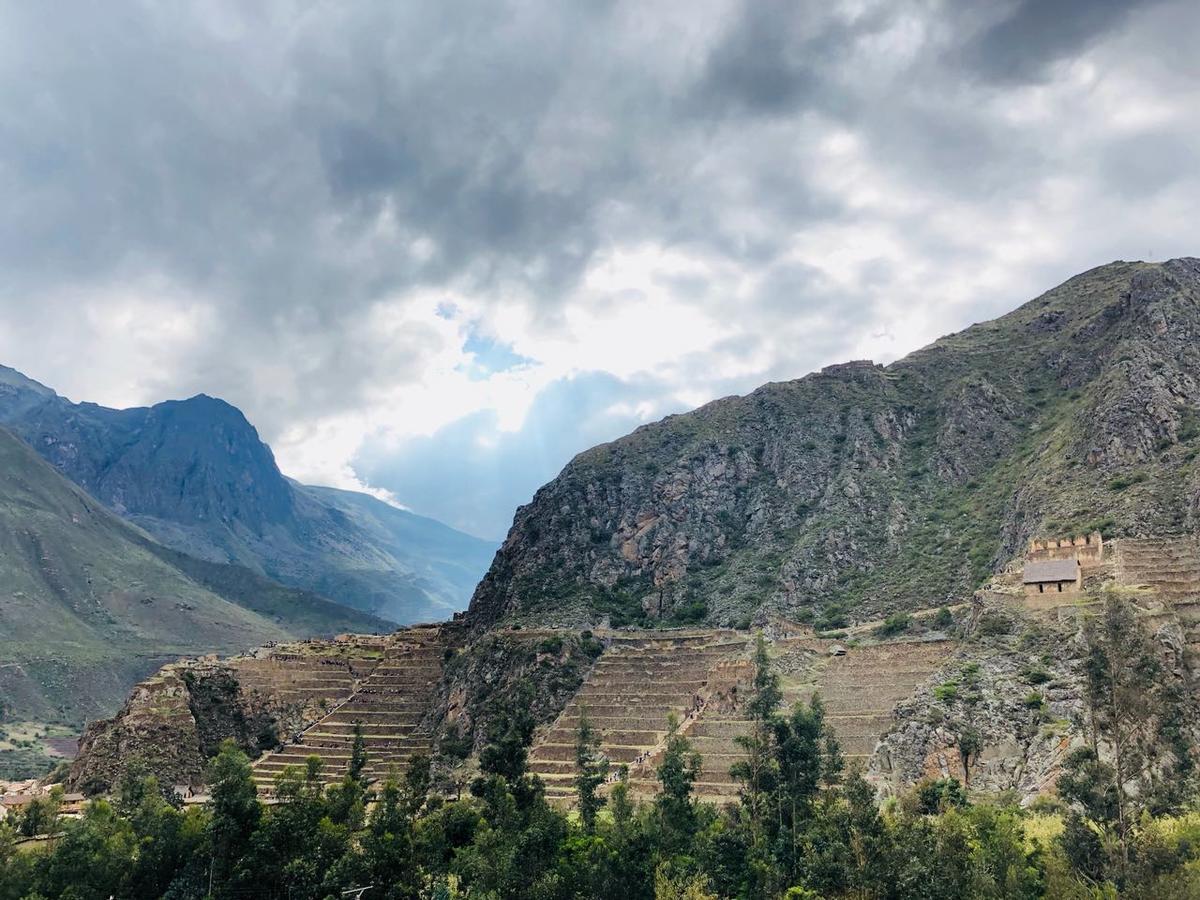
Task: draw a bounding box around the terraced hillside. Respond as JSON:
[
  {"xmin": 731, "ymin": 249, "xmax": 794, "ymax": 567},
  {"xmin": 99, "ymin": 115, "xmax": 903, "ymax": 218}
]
[
  {"xmin": 526, "ymin": 630, "xmax": 749, "ymax": 803},
  {"xmin": 68, "ymin": 634, "xmax": 399, "ymax": 794},
  {"xmin": 661, "ymin": 638, "xmax": 954, "ymax": 803},
  {"xmin": 230, "ymin": 637, "xmax": 389, "ymax": 730},
  {"xmin": 1115, "ymin": 537, "xmax": 1200, "ymax": 654},
  {"xmin": 251, "ymin": 625, "xmax": 452, "ymax": 793},
  {"xmin": 808, "ymin": 641, "xmax": 955, "ymax": 761},
  {"xmin": 526, "ymin": 629, "xmax": 953, "ymax": 806},
  {"xmin": 1116, "ymin": 538, "xmax": 1200, "ymax": 602}
]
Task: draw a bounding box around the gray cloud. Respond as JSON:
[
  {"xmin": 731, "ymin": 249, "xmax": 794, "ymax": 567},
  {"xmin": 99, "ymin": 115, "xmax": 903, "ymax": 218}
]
[
  {"xmin": 956, "ymin": 0, "xmax": 1163, "ymax": 84},
  {"xmin": 0, "ymin": 0, "xmax": 1197, "ymax": 534}
]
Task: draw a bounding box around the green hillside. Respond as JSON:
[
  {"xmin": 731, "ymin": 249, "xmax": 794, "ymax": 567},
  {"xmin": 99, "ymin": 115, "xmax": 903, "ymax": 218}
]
[{"xmin": 0, "ymin": 427, "xmax": 384, "ymax": 724}]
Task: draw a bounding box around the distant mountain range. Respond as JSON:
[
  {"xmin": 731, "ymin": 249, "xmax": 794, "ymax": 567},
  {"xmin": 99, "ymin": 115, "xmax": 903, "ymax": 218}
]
[
  {"xmin": 0, "ymin": 425, "xmax": 392, "ymax": 722},
  {"xmin": 0, "ymin": 366, "xmax": 497, "ymax": 625}
]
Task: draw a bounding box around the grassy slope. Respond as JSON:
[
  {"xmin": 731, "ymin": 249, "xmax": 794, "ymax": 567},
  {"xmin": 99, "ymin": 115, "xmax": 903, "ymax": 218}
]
[{"xmin": 0, "ymin": 428, "xmax": 367, "ymax": 723}]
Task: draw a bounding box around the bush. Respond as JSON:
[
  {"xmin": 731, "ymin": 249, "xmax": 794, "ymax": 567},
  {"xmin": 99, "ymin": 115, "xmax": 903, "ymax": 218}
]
[
  {"xmin": 934, "ymin": 681, "xmax": 959, "ymax": 702},
  {"xmin": 579, "ymin": 630, "xmax": 604, "ymax": 659},
  {"xmin": 1108, "ymin": 472, "xmax": 1148, "ymax": 491},
  {"xmin": 815, "ymin": 603, "xmax": 849, "ymax": 632},
  {"xmin": 1021, "ymin": 665, "xmax": 1051, "ymax": 685},
  {"xmin": 976, "ymin": 610, "xmax": 1012, "ymax": 636},
  {"xmin": 915, "ymin": 777, "xmax": 968, "ymax": 814},
  {"xmin": 536, "ymin": 635, "xmax": 564, "ymax": 656},
  {"xmin": 673, "ymin": 599, "xmax": 709, "ymax": 624},
  {"xmin": 876, "ymin": 612, "xmax": 912, "ymax": 637},
  {"xmin": 933, "ymin": 606, "xmax": 954, "ymax": 629},
  {"xmin": 439, "ymin": 728, "xmax": 473, "ymax": 760}
]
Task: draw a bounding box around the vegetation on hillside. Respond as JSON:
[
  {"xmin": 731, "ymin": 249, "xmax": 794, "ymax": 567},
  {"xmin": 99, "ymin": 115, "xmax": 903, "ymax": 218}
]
[{"xmin": 5, "ymin": 595, "xmax": 1198, "ymax": 899}]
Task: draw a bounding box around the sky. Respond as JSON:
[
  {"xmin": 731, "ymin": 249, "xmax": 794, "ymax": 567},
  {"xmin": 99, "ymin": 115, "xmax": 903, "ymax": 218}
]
[{"xmin": 1, "ymin": 0, "xmax": 1197, "ymax": 540}]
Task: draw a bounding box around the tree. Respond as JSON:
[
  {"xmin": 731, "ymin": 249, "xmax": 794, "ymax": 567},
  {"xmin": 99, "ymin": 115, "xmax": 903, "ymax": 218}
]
[
  {"xmin": 357, "ymin": 777, "xmax": 422, "ymax": 899},
  {"xmin": 479, "ymin": 681, "xmax": 537, "ymax": 783},
  {"xmin": 656, "ymin": 714, "xmax": 701, "ymax": 852},
  {"xmin": 730, "ymin": 633, "xmax": 781, "ymax": 854},
  {"xmin": 15, "ymin": 788, "xmax": 61, "ymax": 838},
  {"xmin": 1070, "ymin": 587, "xmax": 1176, "ymax": 880},
  {"xmin": 772, "ymin": 697, "xmax": 829, "ymax": 883},
  {"xmin": 609, "ymin": 765, "xmax": 634, "ymax": 829},
  {"xmin": 654, "ymin": 864, "xmax": 719, "ymax": 899},
  {"xmin": 206, "ymin": 740, "xmax": 261, "ymax": 898},
  {"xmin": 574, "ymin": 707, "xmax": 609, "ymax": 833},
  {"xmin": 955, "ymin": 724, "xmax": 983, "ymax": 787},
  {"xmin": 31, "ymin": 799, "xmax": 135, "ymax": 900},
  {"xmin": 349, "ymin": 721, "xmax": 369, "ymax": 782}
]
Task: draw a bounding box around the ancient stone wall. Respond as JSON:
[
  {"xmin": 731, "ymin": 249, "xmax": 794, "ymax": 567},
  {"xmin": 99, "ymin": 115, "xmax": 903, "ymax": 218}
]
[{"xmin": 1027, "ymin": 531, "xmax": 1103, "ymax": 566}]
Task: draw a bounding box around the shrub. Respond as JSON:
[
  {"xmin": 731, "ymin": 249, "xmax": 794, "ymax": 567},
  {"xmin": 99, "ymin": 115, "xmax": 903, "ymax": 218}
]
[
  {"xmin": 579, "ymin": 630, "xmax": 604, "ymax": 659},
  {"xmin": 1021, "ymin": 665, "xmax": 1051, "ymax": 685},
  {"xmin": 537, "ymin": 635, "xmax": 564, "ymax": 656},
  {"xmin": 1108, "ymin": 472, "xmax": 1148, "ymax": 491},
  {"xmin": 976, "ymin": 610, "xmax": 1012, "ymax": 636},
  {"xmin": 673, "ymin": 599, "xmax": 709, "ymax": 625},
  {"xmin": 915, "ymin": 777, "xmax": 968, "ymax": 814},
  {"xmin": 439, "ymin": 728, "xmax": 473, "ymax": 760},
  {"xmin": 815, "ymin": 603, "xmax": 849, "ymax": 632},
  {"xmin": 934, "ymin": 681, "xmax": 959, "ymax": 702},
  {"xmin": 875, "ymin": 612, "xmax": 912, "ymax": 637}
]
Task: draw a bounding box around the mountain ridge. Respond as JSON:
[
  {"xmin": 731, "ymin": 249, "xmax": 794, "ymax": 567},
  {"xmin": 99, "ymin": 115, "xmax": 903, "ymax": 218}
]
[
  {"xmin": 467, "ymin": 258, "xmax": 1200, "ymax": 629},
  {"xmin": 0, "ymin": 374, "xmax": 497, "ymax": 623}
]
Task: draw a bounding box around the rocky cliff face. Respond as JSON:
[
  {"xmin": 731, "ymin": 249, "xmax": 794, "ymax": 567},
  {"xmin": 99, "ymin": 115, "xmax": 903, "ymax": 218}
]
[
  {"xmin": 0, "ymin": 375, "xmax": 496, "ymax": 623},
  {"xmin": 469, "ymin": 259, "xmax": 1200, "ymax": 628},
  {"xmin": 873, "ymin": 590, "xmax": 1200, "ymax": 803},
  {"xmin": 68, "ymin": 662, "xmax": 278, "ymax": 795}
]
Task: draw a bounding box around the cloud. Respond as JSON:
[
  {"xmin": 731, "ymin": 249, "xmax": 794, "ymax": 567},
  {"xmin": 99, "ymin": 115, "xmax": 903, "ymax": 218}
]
[
  {"xmin": 0, "ymin": 0, "xmax": 1197, "ymax": 537},
  {"xmin": 354, "ymin": 372, "xmax": 682, "ymax": 540},
  {"xmin": 955, "ymin": 0, "xmax": 1164, "ymax": 84}
]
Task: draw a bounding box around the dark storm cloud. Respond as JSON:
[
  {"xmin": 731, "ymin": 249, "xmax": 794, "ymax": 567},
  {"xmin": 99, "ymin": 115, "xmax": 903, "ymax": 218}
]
[
  {"xmin": 956, "ymin": 0, "xmax": 1164, "ymax": 84},
  {"xmin": 0, "ymin": 0, "xmax": 1197, "ymax": 532}
]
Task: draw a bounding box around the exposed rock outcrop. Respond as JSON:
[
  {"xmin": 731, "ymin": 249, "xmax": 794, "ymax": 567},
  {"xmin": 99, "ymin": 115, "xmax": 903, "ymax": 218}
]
[{"xmin": 69, "ymin": 661, "xmax": 276, "ymax": 795}]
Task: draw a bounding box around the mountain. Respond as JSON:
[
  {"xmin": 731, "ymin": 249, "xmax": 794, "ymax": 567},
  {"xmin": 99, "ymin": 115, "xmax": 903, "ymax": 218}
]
[
  {"xmin": 0, "ymin": 374, "xmax": 497, "ymax": 623},
  {"xmin": 468, "ymin": 258, "xmax": 1200, "ymax": 628},
  {"xmin": 298, "ymin": 484, "xmax": 499, "ymax": 611},
  {"xmin": 0, "ymin": 427, "xmax": 389, "ymax": 723}
]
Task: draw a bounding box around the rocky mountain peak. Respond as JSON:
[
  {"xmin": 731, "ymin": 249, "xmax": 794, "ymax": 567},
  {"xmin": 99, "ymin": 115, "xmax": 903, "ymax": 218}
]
[{"xmin": 467, "ymin": 259, "xmax": 1200, "ymax": 630}]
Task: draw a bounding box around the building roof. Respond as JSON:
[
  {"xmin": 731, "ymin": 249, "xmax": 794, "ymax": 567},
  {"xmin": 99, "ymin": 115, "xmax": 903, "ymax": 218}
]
[{"xmin": 1023, "ymin": 559, "xmax": 1080, "ymax": 584}]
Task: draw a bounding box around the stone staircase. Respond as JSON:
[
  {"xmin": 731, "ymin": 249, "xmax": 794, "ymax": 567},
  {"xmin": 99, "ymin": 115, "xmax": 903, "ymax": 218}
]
[
  {"xmin": 230, "ymin": 638, "xmax": 386, "ymax": 714},
  {"xmin": 526, "ymin": 630, "xmax": 751, "ymax": 803},
  {"xmin": 251, "ymin": 626, "xmax": 449, "ymax": 794}
]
